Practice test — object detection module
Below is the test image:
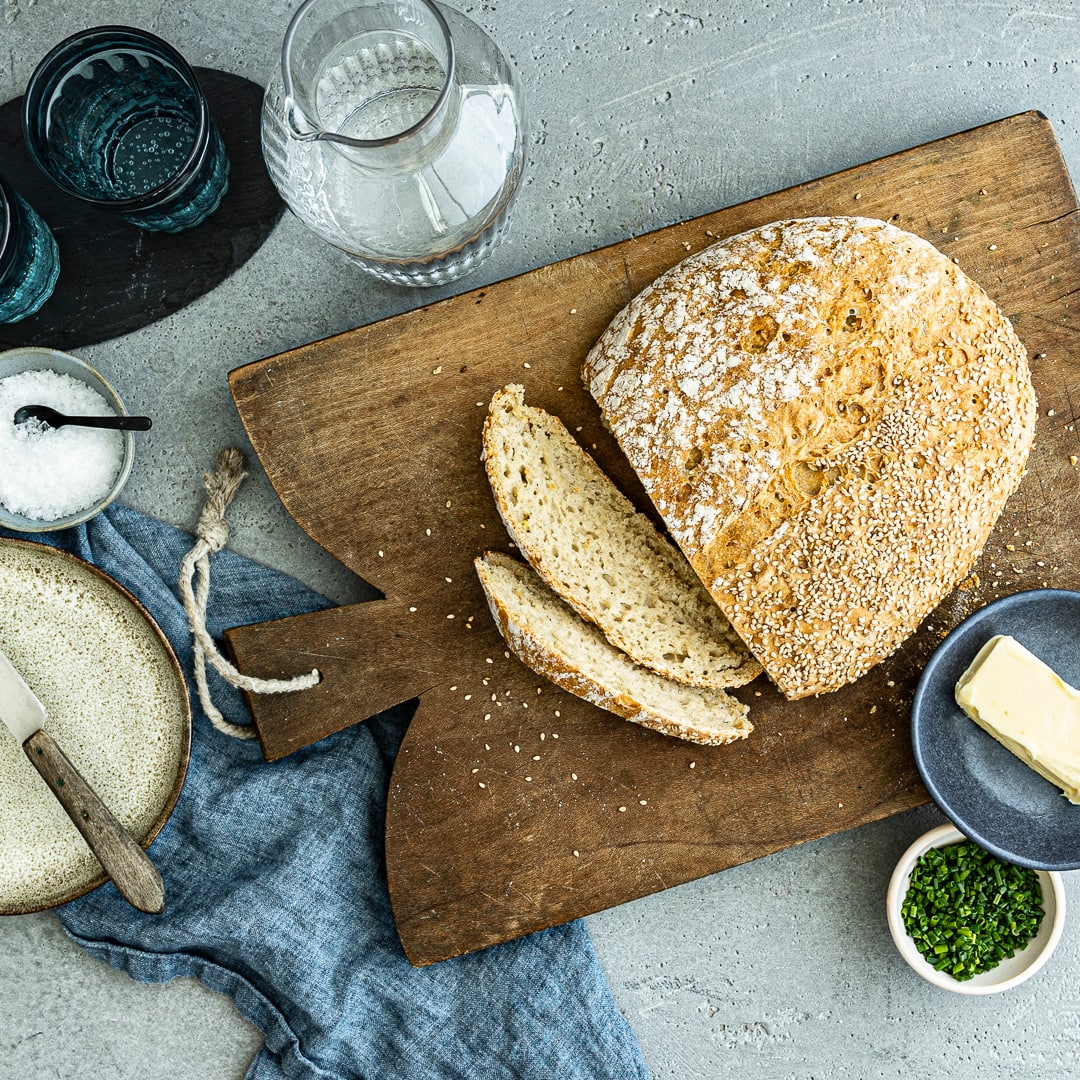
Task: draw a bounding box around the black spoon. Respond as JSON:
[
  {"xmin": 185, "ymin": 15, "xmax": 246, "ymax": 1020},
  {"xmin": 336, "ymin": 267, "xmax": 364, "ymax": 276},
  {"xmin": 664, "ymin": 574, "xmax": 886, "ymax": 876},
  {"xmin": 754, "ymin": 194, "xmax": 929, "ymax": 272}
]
[{"xmin": 13, "ymin": 405, "xmax": 152, "ymax": 431}]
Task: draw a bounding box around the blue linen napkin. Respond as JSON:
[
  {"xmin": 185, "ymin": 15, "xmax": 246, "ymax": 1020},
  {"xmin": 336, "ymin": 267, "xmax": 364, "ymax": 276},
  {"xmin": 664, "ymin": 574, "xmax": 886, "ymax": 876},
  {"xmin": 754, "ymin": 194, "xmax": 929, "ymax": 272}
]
[{"xmin": 5, "ymin": 503, "xmax": 649, "ymax": 1080}]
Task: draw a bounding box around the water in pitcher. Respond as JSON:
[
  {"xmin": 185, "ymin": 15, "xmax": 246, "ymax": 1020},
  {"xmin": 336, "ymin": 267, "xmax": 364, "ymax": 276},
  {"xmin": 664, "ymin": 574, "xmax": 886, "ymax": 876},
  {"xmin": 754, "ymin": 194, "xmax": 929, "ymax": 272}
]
[{"xmin": 264, "ymin": 29, "xmax": 522, "ymax": 282}]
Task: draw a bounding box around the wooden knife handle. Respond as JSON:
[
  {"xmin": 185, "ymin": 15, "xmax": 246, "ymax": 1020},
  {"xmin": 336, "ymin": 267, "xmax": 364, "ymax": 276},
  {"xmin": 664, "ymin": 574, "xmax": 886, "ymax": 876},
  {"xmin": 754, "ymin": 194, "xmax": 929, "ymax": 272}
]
[{"xmin": 24, "ymin": 729, "xmax": 166, "ymax": 915}]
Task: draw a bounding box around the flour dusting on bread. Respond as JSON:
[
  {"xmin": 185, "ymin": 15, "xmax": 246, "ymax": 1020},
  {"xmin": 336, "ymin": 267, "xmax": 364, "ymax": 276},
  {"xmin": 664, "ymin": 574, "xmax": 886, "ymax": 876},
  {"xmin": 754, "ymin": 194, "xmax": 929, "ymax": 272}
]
[{"xmin": 584, "ymin": 216, "xmax": 1036, "ymax": 698}]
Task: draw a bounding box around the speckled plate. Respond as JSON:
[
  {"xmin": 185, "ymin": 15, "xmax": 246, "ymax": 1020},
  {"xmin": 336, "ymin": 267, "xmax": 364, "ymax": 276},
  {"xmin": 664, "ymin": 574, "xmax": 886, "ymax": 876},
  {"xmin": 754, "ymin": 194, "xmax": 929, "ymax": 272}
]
[
  {"xmin": 912, "ymin": 589, "xmax": 1080, "ymax": 871},
  {"xmin": 0, "ymin": 539, "xmax": 190, "ymax": 913}
]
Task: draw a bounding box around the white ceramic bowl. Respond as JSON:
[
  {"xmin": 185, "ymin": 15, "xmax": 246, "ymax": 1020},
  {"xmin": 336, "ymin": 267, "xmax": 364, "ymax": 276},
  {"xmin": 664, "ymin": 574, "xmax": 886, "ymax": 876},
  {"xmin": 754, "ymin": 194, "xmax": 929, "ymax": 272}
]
[
  {"xmin": 887, "ymin": 823, "xmax": 1066, "ymax": 994},
  {"xmin": 0, "ymin": 346, "xmax": 135, "ymax": 531}
]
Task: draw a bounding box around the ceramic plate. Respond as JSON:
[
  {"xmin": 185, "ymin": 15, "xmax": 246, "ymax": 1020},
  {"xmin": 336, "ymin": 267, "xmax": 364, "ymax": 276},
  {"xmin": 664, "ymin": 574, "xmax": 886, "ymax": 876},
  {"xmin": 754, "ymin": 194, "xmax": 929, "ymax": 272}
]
[
  {"xmin": 0, "ymin": 539, "xmax": 190, "ymax": 913},
  {"xmin": 912, "ymin": 589, "xmax": 1080, "ymax": 871}
]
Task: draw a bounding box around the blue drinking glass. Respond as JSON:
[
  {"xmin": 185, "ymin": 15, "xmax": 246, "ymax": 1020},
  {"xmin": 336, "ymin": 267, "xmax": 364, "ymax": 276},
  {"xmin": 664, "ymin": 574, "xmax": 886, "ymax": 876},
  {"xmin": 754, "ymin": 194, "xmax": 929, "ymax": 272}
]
[
  {"xmin": 0, "ymin": 177, "xmax": 60, "ymax": 323},
  {"xmin": 22, "ymin": 26, "xmax": 230, "ymax": 233}
]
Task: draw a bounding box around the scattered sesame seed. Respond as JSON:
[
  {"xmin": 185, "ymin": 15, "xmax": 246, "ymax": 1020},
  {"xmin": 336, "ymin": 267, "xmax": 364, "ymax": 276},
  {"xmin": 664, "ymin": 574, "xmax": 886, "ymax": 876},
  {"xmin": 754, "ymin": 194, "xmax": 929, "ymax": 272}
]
[
  {"xmin": 445, "ymin": 577, "xmax": 453, "ymax": 582},
  {"xmin": 484, "ymin": 714, "xmax": 491, "ymax": 721},
  {"xmin": 486, "ymin": 658, "xmax": 494, "ymax": 664},
  {"xmin": 514, "ymin": 745, "xmax": 520, "ymax": 753},
  {"xmin": 408, "ymin": 606, "xmax": 417, "ymax": 612},
  {"xmin": 540, "ymin": 733, "xmax": 546, "ymax": 740},
  {"xmin": 569, "ymin": 309, "xmax": 577, "ymax": 315},
  {"xmin": 639, "ymin": 800, "xmax": 647, "ymax": 806},
  {"xmin": 689, "ymin": 761, "xmax": 696, "ymax": 769},
  {"xmin": 618, "ymin": 806, "xmax": 627, "ymax": 812},
  {"xmin": 445, "ymin": 500, "xmax": 452, "ymax": 508},
  {"xmin": 446, "ymin": 613, "xmax": 455, "ymax": 619},
  {"xmin": 464, "ymin": 694, "xmax": 472, "ymax": 701},
  {"xmin": 571, "ymin": 772, "xmax": 578, "ymax": 780},
  {"xmin": 450, "ymin": 685, "xmax": 458, "ymax": 691},
  {"xmin": 478, "ymin": 782, "xmax": 486, "ymax": 789},
  {"xmin": 551, "ymin": 732, "xmax": 559, "ymax": 739},
  {"xmin": 432, "ymin": 365, "xmax": 443, "ymax": 374},
  {"xmin": 1048, "ymin": 408, "xmax": 1056, "ymax": 417},
  {"xmin": 989, "ymin": 244, "xmax": 998, "ymax": 251},
  {"xmin": 472, "ymin": 767, "xmax": 479, "ymax": 773},
  {"xmin": 485, "ymin": 743, "xmax": 490, "ymax": 750},
  {"xmin": 378, "ymin": 550, "xmax": 384, "ymax": 557},
  {"xmin": 532, "ymin": 755, "xmax": 541, "ymax": 761},
  {"xmin": 523, "ymin": 362, "xmax": 531, "ymax": 368},
  {"xmin": 525, "ymin": 776, "xmax": 533, "ymax": 782},
  {"xmin": 426, "ymin": 528, "xmax": 431, "ymax": 536},
  {"xmin": 573, "ymin": 850, "xmax": 580, "ymax": 857}
]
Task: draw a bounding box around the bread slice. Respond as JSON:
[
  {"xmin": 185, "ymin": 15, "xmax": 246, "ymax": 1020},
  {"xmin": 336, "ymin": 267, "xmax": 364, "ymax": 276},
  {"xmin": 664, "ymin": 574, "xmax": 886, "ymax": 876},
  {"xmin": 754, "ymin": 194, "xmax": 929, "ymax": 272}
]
[
  {"xmin": 475, "ymin": 551, "xmax": 752, "ymax": 746},
  {"xmin": 482, "ymin": 384, "xmax": 760, "ymax": 690},
  {"xmin": 584, "ymin": 216, "xmax": 1036, "ymax": 699}
]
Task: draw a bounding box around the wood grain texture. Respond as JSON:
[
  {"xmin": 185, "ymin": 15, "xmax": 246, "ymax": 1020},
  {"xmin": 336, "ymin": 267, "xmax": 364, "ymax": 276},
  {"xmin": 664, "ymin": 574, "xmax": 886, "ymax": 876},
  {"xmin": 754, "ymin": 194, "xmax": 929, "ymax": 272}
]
[
  {"xmin": 24, "ymin": 729, "xmax": 166, "ymax": 915},
  {"xmin": 226, "ymin": 112, "xmax": 1080, "ymax": 964}
]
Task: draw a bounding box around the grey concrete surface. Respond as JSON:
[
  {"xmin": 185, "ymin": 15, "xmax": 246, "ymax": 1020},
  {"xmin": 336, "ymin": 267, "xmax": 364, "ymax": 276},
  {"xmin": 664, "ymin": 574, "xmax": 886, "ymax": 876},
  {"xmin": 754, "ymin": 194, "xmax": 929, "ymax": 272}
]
[{"xmin": 1, "ymin": 0, "xmax": 1079, "ymax": 1077}]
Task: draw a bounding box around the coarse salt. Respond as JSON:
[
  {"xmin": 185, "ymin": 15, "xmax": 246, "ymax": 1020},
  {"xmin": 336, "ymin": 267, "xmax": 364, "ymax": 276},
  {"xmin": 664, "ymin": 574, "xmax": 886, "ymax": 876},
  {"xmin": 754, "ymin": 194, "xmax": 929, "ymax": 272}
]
[{"xmin": 0, "ymin": 369, "xmax": 125, "ymax": 520}]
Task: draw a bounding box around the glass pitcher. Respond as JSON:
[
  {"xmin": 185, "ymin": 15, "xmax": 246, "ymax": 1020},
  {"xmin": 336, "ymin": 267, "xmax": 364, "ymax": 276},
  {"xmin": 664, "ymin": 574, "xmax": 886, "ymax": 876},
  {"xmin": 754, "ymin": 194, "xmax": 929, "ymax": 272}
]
[{"xmin": 261, "ymin": 0, "xmax": 526, "ymax": 287}]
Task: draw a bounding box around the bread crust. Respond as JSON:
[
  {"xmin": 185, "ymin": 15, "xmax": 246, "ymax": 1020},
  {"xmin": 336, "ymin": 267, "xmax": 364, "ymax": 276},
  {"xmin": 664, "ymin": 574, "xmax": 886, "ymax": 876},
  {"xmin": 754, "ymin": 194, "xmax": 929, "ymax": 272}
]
[{"xmin": 584, "ymin": 216, "xmax": 1036, "ymax": 698}]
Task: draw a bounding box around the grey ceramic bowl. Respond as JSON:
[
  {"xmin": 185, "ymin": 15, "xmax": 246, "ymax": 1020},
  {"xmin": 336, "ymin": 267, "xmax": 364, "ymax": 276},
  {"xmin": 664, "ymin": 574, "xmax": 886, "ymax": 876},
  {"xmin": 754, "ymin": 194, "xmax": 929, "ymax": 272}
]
[{"xmin": 0, "ymin": 347, "xmax": 135, "ymax": 531}]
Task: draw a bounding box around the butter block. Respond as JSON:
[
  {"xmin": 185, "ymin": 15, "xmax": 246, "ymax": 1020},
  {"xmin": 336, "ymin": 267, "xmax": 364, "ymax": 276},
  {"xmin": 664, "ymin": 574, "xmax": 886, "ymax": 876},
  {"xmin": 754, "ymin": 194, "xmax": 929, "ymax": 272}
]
[{"xmin": 955, "ymin": 634, "xmax": 1080, "ymax": 804}]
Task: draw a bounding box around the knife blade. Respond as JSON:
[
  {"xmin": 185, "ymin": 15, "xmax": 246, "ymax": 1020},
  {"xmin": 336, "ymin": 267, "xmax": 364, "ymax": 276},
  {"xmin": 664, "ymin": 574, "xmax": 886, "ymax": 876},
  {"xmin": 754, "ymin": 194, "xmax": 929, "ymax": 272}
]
[{"xmin": 0, "ymin": 644, "xmax": 166, "ymax": 914}]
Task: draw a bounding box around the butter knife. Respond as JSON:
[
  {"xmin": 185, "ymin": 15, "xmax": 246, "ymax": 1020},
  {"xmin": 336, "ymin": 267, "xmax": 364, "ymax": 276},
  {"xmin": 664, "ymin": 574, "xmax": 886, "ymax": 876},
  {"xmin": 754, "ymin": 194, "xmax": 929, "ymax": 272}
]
[{"xmin": 0, "ymin": 645, "xmax": 165, "ymax": 914}]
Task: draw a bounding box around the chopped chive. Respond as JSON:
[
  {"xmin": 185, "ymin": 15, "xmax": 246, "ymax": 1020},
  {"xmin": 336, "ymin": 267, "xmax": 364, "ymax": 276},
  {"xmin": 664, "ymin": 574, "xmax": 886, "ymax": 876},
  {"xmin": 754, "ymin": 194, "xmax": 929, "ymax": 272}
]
[{"xmin": 901, "ymin": 841, "xmax": 1044, "ymax": 981}]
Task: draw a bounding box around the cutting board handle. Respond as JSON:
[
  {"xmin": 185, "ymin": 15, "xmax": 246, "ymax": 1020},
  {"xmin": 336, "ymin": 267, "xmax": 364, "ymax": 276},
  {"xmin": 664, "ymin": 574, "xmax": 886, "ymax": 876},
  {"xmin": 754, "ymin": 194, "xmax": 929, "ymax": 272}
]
[{"xmin": 223, "ymin": 599, "xmax": 442, "ymax": 760}]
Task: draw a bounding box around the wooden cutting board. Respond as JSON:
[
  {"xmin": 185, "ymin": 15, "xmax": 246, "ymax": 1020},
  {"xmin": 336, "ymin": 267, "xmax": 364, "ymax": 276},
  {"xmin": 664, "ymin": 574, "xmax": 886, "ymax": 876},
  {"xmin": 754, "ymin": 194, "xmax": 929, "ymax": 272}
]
[{"xmin": 226, "ymin": 111, "xmax": 1080, "ymax": 966}]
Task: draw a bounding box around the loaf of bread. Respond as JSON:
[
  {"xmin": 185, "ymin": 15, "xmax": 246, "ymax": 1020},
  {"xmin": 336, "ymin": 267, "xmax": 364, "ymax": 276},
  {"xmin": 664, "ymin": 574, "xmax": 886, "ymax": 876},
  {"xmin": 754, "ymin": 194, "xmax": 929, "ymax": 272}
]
[
  {"xmin": 475, "ymin": 551, "xmax": 753, "ymax": 745},
  {"xmin": 482, "ymin": 384, "xmax": 760, "ymax": 689},
  {"xmin": 584, "ymin": 216, "xmax": 1036, "ymax": 699}
]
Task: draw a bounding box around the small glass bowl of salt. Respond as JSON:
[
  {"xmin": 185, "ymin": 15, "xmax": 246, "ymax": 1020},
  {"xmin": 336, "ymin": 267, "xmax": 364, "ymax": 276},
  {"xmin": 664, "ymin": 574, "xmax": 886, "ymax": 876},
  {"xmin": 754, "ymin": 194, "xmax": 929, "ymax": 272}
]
[{"xmin": 0, "ymin": 347, "xmax": 135, "ymax": 531}]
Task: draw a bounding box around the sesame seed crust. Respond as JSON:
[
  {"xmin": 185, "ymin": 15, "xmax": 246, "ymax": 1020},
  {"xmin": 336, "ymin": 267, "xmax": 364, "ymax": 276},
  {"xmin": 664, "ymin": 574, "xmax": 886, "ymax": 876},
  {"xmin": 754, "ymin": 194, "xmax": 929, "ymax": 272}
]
[{"xmin": 583, "ymin": 216, "xmax": 1037, "ymax": 699}]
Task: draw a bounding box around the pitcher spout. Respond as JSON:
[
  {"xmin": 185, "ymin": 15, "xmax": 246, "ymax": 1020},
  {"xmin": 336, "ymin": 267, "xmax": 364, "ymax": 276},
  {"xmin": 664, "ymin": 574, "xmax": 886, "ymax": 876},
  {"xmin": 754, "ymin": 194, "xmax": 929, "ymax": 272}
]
[{"xmin": 282, "ymin": 95, "xmax": 323, "ymax": 142}]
